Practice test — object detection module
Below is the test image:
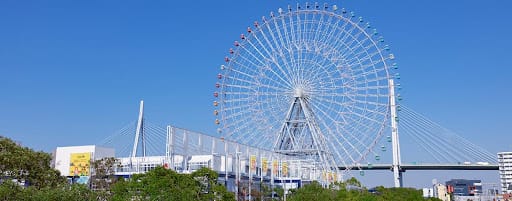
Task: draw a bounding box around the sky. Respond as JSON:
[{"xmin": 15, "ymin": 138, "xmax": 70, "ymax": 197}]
[{"xmin": 1, "ymin": 0, "xmax": 511, "ymax": 188}]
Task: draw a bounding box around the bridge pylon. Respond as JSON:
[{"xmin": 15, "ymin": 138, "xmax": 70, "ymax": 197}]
[
  {"xmin": 131, "ymin": 100, "xmax": 146, "ymax": 159},
  {"xmin": 389, "ymin": 79, "xmax": 403, "ymax": 187}
]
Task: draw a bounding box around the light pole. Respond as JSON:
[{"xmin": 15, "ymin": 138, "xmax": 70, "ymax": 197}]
[{"xmin": 235, "ymin": 152, "xmax": 241, "ymax": 201}]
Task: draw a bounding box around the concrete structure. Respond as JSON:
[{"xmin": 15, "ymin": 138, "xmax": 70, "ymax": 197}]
[
  {"xmin": 433, "ymin": 183, "xmax": 451, "ymax": 201},
  {"xmin": 498, "ymin": 152, "xmax": 512, "ymax": 193},
  {"xmin": 446, "ymin": 179, "xmax": 482, "ymax": 196},
  {"xmin": 422, "ymin": 188, "xmax": 433, "ymax": 198},
  {"xmin": 53, "ymin": 145, "xmax": 115, "ymax": 177}
]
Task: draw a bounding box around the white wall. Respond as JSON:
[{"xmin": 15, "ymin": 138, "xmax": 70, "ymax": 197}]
[{"xmin": 54, "ymin": 145, "xmax": 114, "ymax": 176}]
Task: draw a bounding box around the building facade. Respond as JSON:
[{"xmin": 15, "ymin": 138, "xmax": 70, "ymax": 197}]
[
  {"xmin": 53, "ymin": 145, "xmax": 115, "ymax": 184},
  {"xmin": 445, "ymin": 179, "xmax": 482, "ymax": 196},
  {"xmin": 433, "ymin": 183, "xmax": 451, "ymax": 201},
  {"xmin": 498, "ymin": 151, "xmax": 512, "ymax": 193}
]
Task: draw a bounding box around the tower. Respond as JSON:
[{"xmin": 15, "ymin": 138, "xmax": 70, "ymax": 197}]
[{"xmin": 131, "ymin": 100, "xmax": 146, "ymax": 158}]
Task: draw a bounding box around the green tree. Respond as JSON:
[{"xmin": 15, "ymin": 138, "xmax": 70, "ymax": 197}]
[
  {"xmin": 191, "ymin": 167, "xmax": 235, "ymax": 201},
  {"xmin": 90, "ymin": 157, "xmax": 121, "ymax": 200},
  {"xmin": 0, "ymin": 180, "xmax": 97, "ymax": 201},
  {"xmin": 287, "ymin": 181, "xmax": 337, "ymax": 201},
  {"xmin": 287, "ymin": 178, "xmax": 442, "ymax": 201},
  {"xmin": 0, "ymin": 180, "xmax": 25, "ymax": 200},
  {"xmin": 0, "ymin": 136, "xmax": 66, "ymax": 189},
  {"xmin": 111, "ymin": 166, "xmax": 235, "ymax": 201}
]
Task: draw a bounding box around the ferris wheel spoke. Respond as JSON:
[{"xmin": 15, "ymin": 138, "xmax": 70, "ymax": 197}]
[
  {"xmin": 315, "ymin": 14, "xmax": 337, "ymax": 52},
  {"xmin": 312, "ymin": 11, "xmax": 326, "ymax": 52},
  {"xmin": 310, "ymin": 103, "xmax": 360, "ymax": 166},
  {"xmin": 220, "ymin": 104, "xmax": 254, "ymax": 117},
  {"xmin": 259, "ymin": 20, "xmax": 297, "ymax": 85},
  {"xmin": 226, "ymin": 61, "xmax": 259, "ymax": 79},
  {"xmin": 270, "ymin": 16, "xmax": 297, "ymax": 81},
  {"xmin": 352, "ymin": 76, "xmax": 390, "ymax": 86},
  {"xmin": 238, "ymin": 42, "xmax": 274, "ymax": 69},
  {"xmin": 229, "ymin": 60, "xmax": 291, "ymax": 90},
  {"xmin": 222, "ymin": 97, "xmax": 254, "ymax": 104},
  {"xmin": 312, "ymin": 100, "xmax": 383, "ymax": 140},
  {"xmin": 336, "ymin": 21, "xmax": 370, "ymax": 56},
  {"xmin": 310, "ymin": 98, "xmax": 386, "ymax": 128},
  {"xmin": 295, "ymin": 9, "xmax": 304, "ymax": 48},
  {"xmin": 304, "ymin": 20, "xmax": 348, "ymax": 76},
  {"xmin": 321, "ymin": 15, "xmax": 346, "ymax": 49},
  {"xmin": 332, "ymin": 24, "xmax": 359, "ymax": 55},
  {"xmin": 311, "ymin": 96, "xmax": 386, "ymax": 121},
  {"xmin": 231, "ymin": 120, "xmax": 261, "ymax": 143},
  {"xmin": 346, "ymin": 66, "xmax": 387, "ymax": 80},
  {"xmin": 243, "ymin": 39, "xmax": 299, "ymax": 88},
  {"xmin": 287, "ymin": 12, "xmax": 298, "ymax": 48},
  {"xmin": 344, "ymin": 106, "xmax": 387, "ymax": 127},
  {"xmin": 224, "ymin": 81, "xmax": 287, "ymax": 93},
  {"xmin": 341, "ymin": 34, "xmax": 372, "ymax": 58},
  {"xmin": 336, "ymin": 124, "xmax": 379, "ymax": 160},
  {"xmin": 290, "ymin": 14, "xmax": 307, "ymax": 83},
  {"xmin": 278, "ymin": 14, "xmax": 301, "ymax": 85},
  {"xmin": 309, "ymin": 80, "xmax": 388, "ymax": 93},
  {"xmin": 343, "ymin": 47, "xmax": 380, "ymax": 67},
  {"xmin": 249, "ymin": 32, "xmax": 295, "ymax": 84},
  {"xmin": 343, "ymin": 46, "xmax": 382, "ymax": 68},
  {"xmin": 222, "ymin": 112, "xmax": 257, "ymax": 133},
  {"xmin": 339, "ymin": 114, "xmax": 384, "ymax": 145}
]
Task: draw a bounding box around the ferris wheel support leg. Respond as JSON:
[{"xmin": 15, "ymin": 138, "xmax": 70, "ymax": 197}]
[{"xmin": 389, "ymin": 79, "xmax": 403, "ymax": 187}]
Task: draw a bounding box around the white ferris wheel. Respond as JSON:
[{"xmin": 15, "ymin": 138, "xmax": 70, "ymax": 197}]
[{"xmin": 213, "ymin": 3, "xmax": 400, "ymax": 178}]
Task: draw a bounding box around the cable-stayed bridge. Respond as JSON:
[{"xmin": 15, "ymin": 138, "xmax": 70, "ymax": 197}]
[{"xmin": 98, "ymin": 101, "xmax": 497, "ymax": 189}]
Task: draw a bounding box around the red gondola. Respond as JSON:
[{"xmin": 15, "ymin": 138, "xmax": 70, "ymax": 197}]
[
  {"xmin": 229, "ymin": 48, "xmax": 234, "ymax": 54},
  {"xmin": 224, "ymin": 57, "xmax": 230, "ymax": 62},
  {"xmin": 217, "ymin": 74, "xmax": 222, "ymax": 79},
  {"xmin": 213, "ymin": 92, "xmax": 219, "ymax": 97}
]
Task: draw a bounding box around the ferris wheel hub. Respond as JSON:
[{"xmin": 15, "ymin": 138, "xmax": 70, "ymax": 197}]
[{"xmin": 294, "ymin": 87, "xmax": 305, "ymax": 98}]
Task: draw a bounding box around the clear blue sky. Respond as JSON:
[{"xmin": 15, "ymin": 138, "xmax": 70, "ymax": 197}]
[{"xmin": 1, "ymin": 0, "xmax": 511, "ymax": 187}]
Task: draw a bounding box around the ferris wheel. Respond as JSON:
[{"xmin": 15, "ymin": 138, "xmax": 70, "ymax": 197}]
[{"xmin": 213, "ymin": 3, "xmax": 400, "ymax": 176}]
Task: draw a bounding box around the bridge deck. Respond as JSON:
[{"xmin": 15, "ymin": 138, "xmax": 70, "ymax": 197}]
[{"xmin": 340, "ymin": 163, "xmax": 499, "ymax": 171}]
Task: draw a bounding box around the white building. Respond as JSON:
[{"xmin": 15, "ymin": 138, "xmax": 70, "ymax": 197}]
[
  {"xmin": 423, "ymin": 188, "xmax": 433, "ymax": 198},
  {"xmin": 498, "ymin": 152, "xmax": 512, "ymax": 193},
  {"xmin": 433, "ymin": 183, "xmax": 451, "ymax": 201},
  {"xmin": 53, "ymin": 145, "xmax": 115, "ymax": 177}
]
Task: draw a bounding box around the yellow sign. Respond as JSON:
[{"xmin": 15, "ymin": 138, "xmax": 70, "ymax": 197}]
[
  {"xmin": 282, "ymin": 162, "xmax": 288, "ymax": 177},
  {"xmin": 250, "ymin": 155, "xmax": 257, "ymax": 172},
  {"xmin": 261, "ymin": 157, "xmax": 268, "ymax": 174},
  {"xmin": 69, "ymin": 152, "xmax": 91, "ymax": 176},
  {"xmin": 272, "ymin": 160, "xmax": 278, "ymax": 175}
]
